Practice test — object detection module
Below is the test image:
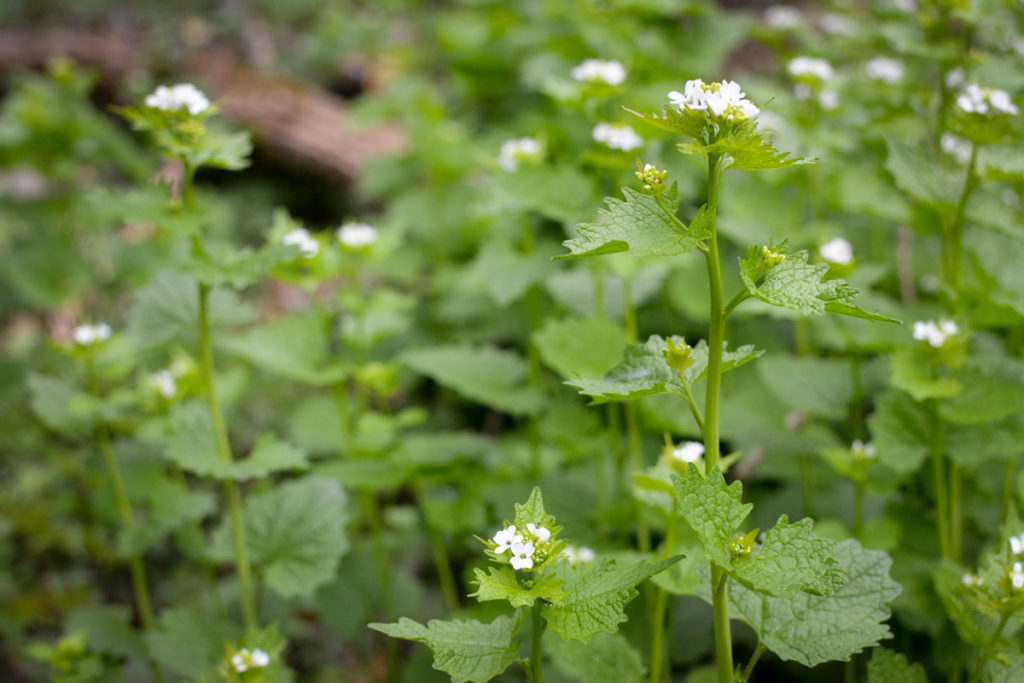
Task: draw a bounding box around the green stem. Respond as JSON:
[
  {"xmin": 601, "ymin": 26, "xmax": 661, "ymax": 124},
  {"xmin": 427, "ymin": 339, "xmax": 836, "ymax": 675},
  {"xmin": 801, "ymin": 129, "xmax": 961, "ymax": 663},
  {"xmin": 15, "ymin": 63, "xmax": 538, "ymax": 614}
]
[
  {"xmin": 522, "ymin": 218, "xmax": 544, "ymax": 479},
  {"xmin": 970, "ymin": 612, "xmax": 1010, "ymax": 683},
  {"xmin": 650, "ymin": 503, "xmax": 678, "ymax": 683},
  {"xmin": 711, "ymin": 567, "xmax": 734, "ymax": 683},
  {"xmin": 951, "ymin": 463, "xmax": 963, "ymax": 562},
  {"xmin": 413, "ymin": 482, "xmax": 459, "ymax": 612},
  {"xmin": 682, "ymin": 384, "xmax": 706, "ymax": 437},
  {"xmin": 1001, "ymin": 453, "xmax": 1019, "ymax": 524},
  {"xmin": 740, "ymin": 643, "xmax": 767, "ymax": 683},
  {"xmin": 944, "ymin": 144, "xmax": 978, "ymax": 310},
  {"xmin": 853, "ymin": 481, "xmax": 865, "ymax": 540},
  {"xmin": 197, "ymin": 280, "xmax": 257, "ymax": 630},
  {"xmin": 626, "ymin": 402, "xmax": 650, "ymax": 554},
  {"xmin": 722, "ymin": 290, "xmax": 751, "ymax": 318},
  {"xmin": 930, "ymin": 401, "xmax": 952, "ymax": 561},
  {"xmin": 531, "ymin": 601, "xmax": 545, "ymax": 683}
]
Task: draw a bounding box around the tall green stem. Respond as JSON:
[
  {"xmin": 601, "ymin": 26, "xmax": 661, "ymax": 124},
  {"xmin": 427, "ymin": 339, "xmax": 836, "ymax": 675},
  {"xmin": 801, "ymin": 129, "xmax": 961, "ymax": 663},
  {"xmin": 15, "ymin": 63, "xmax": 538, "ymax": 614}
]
[
  {"xmin": 930, "ymin": 401, "xmax": 952, "ymax": 561},
  {"xmin": 413, "ymin": 482, "xmax": 459, "ymax": 612},
  {"xmin": 522, "ymin": 217, "xmax": 544, "ymax": 479},
  {"xmin": 1001, "ymin": 453, "xmax": 1019, "ymax": 524},
  {"xmin": 650, "ymin": 502, "xmax": 678, "ymax": 683},
  {"xmin": 950, "ymin": 463, "xmax": 963, "ymax": 562},
  {"xmin": 86, "ymin": 360, "xmax": 163, "ymax": 682},
  {"xmin": 702, "ymin": 154, "xmax": 733, "ymax": 682},
  {"xmin": 970, "ymin": 612, "xmax": 1010, "ymax": 683},
  {"xmin": 853, "ymin": 481, "xmax": 865, "ymax": 539},
  {"xmin": 531, "ymin": 602, "xmax": 545, "ymax": 683}
]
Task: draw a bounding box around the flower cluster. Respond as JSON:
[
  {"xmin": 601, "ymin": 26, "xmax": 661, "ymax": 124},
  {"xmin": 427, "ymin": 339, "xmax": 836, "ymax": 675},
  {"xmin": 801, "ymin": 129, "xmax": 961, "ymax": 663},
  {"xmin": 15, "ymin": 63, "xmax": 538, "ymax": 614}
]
[
  {"xmin": 282, "ymin": 228, "xmax": 319, "ymax": 258},
  {"xmin": 562, "ymin": 545, "xmax": 596, "ymax": 564},
  {"xmin": 865, "ymin": 57, "xmax": 904, "ymax": 84},
  {"xmin": 762, "ymin": 5, "xmax": 803, "ymax": 30},
  {"xmin": 337, "ymin": 222, "xmax": 378, "ymax": 249},
  {"xmin": 1009, "ymin": 532, "xmax": 1024, "ymax": 555},
  {"xmin": 148, "ymin": 369, "xmax": 177, "ymax": 399},
  {"xmin": 941, "ymin": 133, "xmax": 972, "ymax": 164},
  {"xmin": 851, "ymin": 439, "xmax": 877, "ymax": 460},
  {"xmin": 1010, "ymin": 563, "xmax": 1024, "ymax": 591},
  {"xmin": 491, "ymin": 523, "xmax": 552, "ymax": 570},
  {"xmin": 571, "ymin": 59, "xmax": 626, "ymax": 86},
  {"xmin": 592, "ymin": 123, "xmax": 643, "ymax": 151},
  {"xmin": 72, "ymin": 323, "xmax": 112, "ymax": 346},
  {"xmin": 819, "ymin": 237, "xmax": 853, "ymax": 265},
  {"xmin": 672, "ymin": 441, "xmax": 705, "ymax": 464},
  {"xmin": 912, "ymin": 319, "xmax": 958, "ymax": 348},
  {"xmin": 961, "ymin": 571, "xmax": 983, "ymax": 587},
  {"xmin": 788, "ymin": 56, "xmax": 833, "ymax": 81},
  {"xmin": 635, "ymin": 162, "xmax": 668, "ymax": 194},
  {"xmin": 229, "ymin": 647, "xmax": 270, "ymax": 673},
  {"xmin": 497, "ymin": 137, "xmax": 542, "ymax": 172},
  {"xmin": 668, "ymin": 79, "xmax": 760, "ymax": 122},
  {"xmin": 957, "ymin": 85, "xmax": 1019, "ymax": 116},
  {"xmin": 144, "ymin": 83, "xmax": 210, "ymax": 115}
]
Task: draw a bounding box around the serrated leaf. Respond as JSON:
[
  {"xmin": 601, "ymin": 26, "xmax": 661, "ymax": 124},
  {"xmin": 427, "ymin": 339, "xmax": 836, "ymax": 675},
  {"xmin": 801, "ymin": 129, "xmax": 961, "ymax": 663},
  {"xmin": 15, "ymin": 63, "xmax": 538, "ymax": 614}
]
[
  {"xmin": 567, "ymin": 335, "xmax": 761, "ymax": 404},
  {"xmin": 866, "ymin": 648, "xmax": 927, "ymax": 683},
  {"xmin": 402, "ymin": 345, "xmax": 546, "ymax": 416},
  {"xmin": 547, "ymin": 631, "xmax": 646, "ymax": 683},
  {"xmin": 726, "ymin": 539, "xmax": 900, "ymax": 666},
  {"xmin": 118, "ymin": 487, "xmax": 217, "ymax": 558},
  {"xmin": 471, "ymin": 565, "xmax": 566, "ymax": 607},
  {"xmin": 188, "ymin": 240, "xmax": 298, "ymax": 290},
  {"xmin": 369, "ymin": 615, "xmax": 521, "ymax": 683},
  {"xmin": 66, "ymin": 605, "xmax": 148, "ymax": 659},
  {"xmin": 219, "ymin": 312, "xmax": 347, "ymax": 386},
  {"xmin": 189, "ymin": 127, "xmax": 252, "ymax": 171},
  {"xmin": 673, "ymin": 468, "xmax": 842, "ymax": 597},
  {"xmin": 868, "ymin": 390, "xmax": 931, "ymax": 474},
  {"xmin": 940, "ymin": 368, "xmax": 1024, "ymax": 425},
  {"xmin": 511, "ymin": 487, "xmax": 557, "ymax": 532},
  {"xmin": 558, "ymin": 185, "xmax": 707, "ymax": 259},
  {"xmin": 220, "ymin": 477, "xmax": 349, "ymax": 598},
  {"xmin": 145, "ymin": 606, "xmax": 237, "ymax": 678},
  {"xmin": 465, "ymin": 242, "xmax": 552, "ymax": 307},
  {"xmin": 541, "ymin": 556, "xmax": 683, "ymax": 642},
  {"xmin": 127, "ymin": 271, "xmax": 256, "ymax": 348},
  {"xmin": 680, "ymin": 127, "xmax": 813, "ymax": 171},
  {"xmin": 163, "ymin": 403, "xmax": 309, "ymax": 480},
  {"xmin": 533, "ymin": 316, "xmax": 626, "ymax": 380}
]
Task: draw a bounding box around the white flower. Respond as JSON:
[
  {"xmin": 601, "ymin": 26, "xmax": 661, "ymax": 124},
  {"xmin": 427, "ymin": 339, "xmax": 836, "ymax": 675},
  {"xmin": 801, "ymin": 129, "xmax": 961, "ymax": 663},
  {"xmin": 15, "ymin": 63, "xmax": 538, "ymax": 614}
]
[
  {"xmin": 144, "ymin": 83, "xmax": 210, "ymax": 115},
  {"xmin": 667, "ymin": 79, "xmax": 759, "ymax": 122},
  {"xmin": 282, "ymin": 228, "xmax": 319, "ymax": 258},
  {"xmin": 763, "ymin": 5, "xmax": 803, "ymax": 29},
  {"xmin": 337, "ymin": 222, "xmax": 378, "ymax": 248},
  {"xmin": 510, "ymin": 541, "xmax": 535, "ymax": 570},
  {"xmin": 672, "ymin": 441, "xmax": 705, "ymax": 463},
  {"xmin": 72, "ymin": 323, "xmax": 112, "ymax": 346},
  {"xmin": 527, "ymin": 523, "xmax": 552, "ymax": 543},
  {"xmin": 788, "ymin": 57, "xmax": 833, "ymax": 81},
  {"xmin": 865, "ymin": 57, "xmax": 904, "ymax": 84},
  {"xmin": 493, "ymin": 525, "xmax": 523, "ymax": 554},
  {"xmin": 563, "ymin": 545, "xmax": 596, "ymax": 564},
  {"xmin": 231, "ymin": 650, "xmax": 249, "ymax": 673},
  {"xmin": 818, "ymin": 13, "xmax": 856, "ymax": 36},
  {"xmin": 820, "ymin": 237, "xmax": 853, "ymax": 264},
  {"xmin": 149, "ymin": 369, "xmax": 177, "ymax": 399},
  {"xmin": 592, "ymin": 123, "xmax": 643, "ymax": 151},
  {"xmin": 941, "ymin": 133, "xmax": 972, "ymax": 164},
  {"xmin": 251, "ymin": 649, "xmax": 270, "ymax": 668},
  {"xmin": 498, "ymin": 137, "xmax": 542, "ymax": 172},
  {"xmin": 818, "ymin": 91, "xmax": 840, "ymax": 110},
  {"xmin": 957, "ymin": 84, "xmax": 1019, "ymax": 116},
  {"xmin": 912, "ymin": 319, "xmax": 958, "ymax": 348},
  {"xmin": 961, "ymin": 572, "xmax": 982, "ymax": 587},
  {"xmin": 1011, "ymin": 534, "xmax": 1024, "ymax": 555},
  {"xmin": 945, "ymin": 68, "xmax": 965, "ymax": 89},
  {"xmin": 852, "ymin": 440, "xmax": 877, "ymax": 459},
  {"xmin": 571, "ymin": 59, "xmax": 626, "ymax": 86},
  {"xmin": 1013, "ymin": 562, "xmax": 1024, "ymax": 590}
]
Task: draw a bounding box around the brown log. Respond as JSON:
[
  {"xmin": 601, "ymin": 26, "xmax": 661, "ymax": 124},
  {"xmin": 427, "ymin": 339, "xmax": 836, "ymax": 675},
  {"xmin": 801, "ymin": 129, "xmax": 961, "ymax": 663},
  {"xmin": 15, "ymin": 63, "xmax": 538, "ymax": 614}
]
[{"xmin": 0, "ymin": 28, "xmax": 407, "ymax": 183}]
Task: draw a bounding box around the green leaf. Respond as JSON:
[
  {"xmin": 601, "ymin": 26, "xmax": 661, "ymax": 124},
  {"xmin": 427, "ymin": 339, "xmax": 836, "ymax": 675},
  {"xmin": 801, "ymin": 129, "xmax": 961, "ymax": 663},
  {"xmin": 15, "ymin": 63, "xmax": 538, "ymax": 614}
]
[
  {"xmin": 891, "ymin": 346, "xmax": 962, "ymax": 401},
  {"xmin": 757, "ymin": 356, "xmax": 854, "ymax": 421},
  {"xmin": 220, "ymin": 476, "xmax": 349, "ymax": 598},
  {"xmin": 219, "ymin": 312, "xmax": 347, "ymax": 386},
  {"xmin": 27, "ymin": 373, "xmax": 100, "ymax": 437},
  {"xmin": 866, "ymin": 648, "xmax": 927, "ymax": 683},
  {"xmin": 726, "ymin": 539, "xmax": 901, "ymax": 666},
  {"xmin": 163, "ymin": 403, "xmax": 309, "ymax": 480},
  {"xmin": 534, "ymin": 317, "xmax": 626, "ymax": 380},
  {"xmin": 369, "ymin": 615, "xmax": 521, "ymax": 683},
  {"xmin": 470, "ymin": 566, "xmax": 566, "ymax": 608},
  {"xmin": 547, "ymin": 631, "xmax": 646, "ymax": 683},
  {"xmin": 465, "ymin": 242, "xmax": 552, "ymax": 307},
  {"xmin": 541, "ymin": 555, "xmax": 682, "ymax": 642},
  {"xmin": 66, "ymin": 605, "xmax": 147, "ymax": 659},
  {"xmin": 118, "ymin": 487, "xmax": 217, "ymax": 558},
  {"xmin": 402, "ymin": 345, "xmax": 546, "ymax": 416},
  {"xmin": 512, "ymin": 487, "xmax": 558, "ymax": 533},
  {"xmin": 567, "ymin": 335, "xmax": 761, "ymax": 404},
  {"xmin": 187, "ymin": 240, "xmax": 299, "ymax": 290},
  {"xmin": 941, "ymin": 368, "xmax": 1024, "ymax": 425},
  {"xmin": 558, "ymin": 185, "xmax": 708, "ymax": 259},
  {"xmin": 127, "ymin": 271, "xmax": 256, "ymax": 348},
  {"xmin": 868, "ymin": 390, "xmax": 930, "ymax": 474},
  {"xmin": 673, "ymin": 467, "xmax": 843, "ymax": 597},
  {"xmin": 145, "ymin": 606, "xmax": 237, "ymax": 678},
  {"xmin": 188, "ymin": 127, "xmax": 252, "ymax": 171},
  {"xmin": 885, "ymin": 137, "xmax": 958, "ymax": 206},
  {"xmin": 680, "ymin": 127, "xmax": 813, "ymax": 171},
  {"xmin": 739, "ymin": 247, "xmax": 898, "ymax": 322}
]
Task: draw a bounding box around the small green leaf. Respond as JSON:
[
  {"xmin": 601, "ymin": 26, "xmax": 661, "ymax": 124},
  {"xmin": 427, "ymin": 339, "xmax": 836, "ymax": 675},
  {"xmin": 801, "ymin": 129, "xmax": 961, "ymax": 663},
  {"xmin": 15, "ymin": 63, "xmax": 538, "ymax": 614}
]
[
  {"xmin": 402, "ymin": 345, "xmax": 546, "ymax": 416},
  {"xmin": 512, "ymin": 487, "xmax": 558, "ymax": 533},
  {"xmin": 891, "ymin": 346, "xmax": 962, "ymax": 401},
  {"xmin": 885, "ymin": 137, "xmax": 958, "ymax": 207},
  {"xmin": 726, "ymin": 539, "xmax": 901, "ymax": 666},
  {"xmin": 547, "ymin": 631, "xmax": 646, "ymax": 683},
  {"xmin": 672, "ymin": 466, "xmax": 751, "ymax": 568},
  {"xmin": 465, "ymin": 242, "xmax": 552, "ymax": 307},
  {"xmin": 680, "ymin": 127, "xmax": 813, "ymax": 171},
  {"xmin": 145, "ymin": 606, "xmax": 237, "ymax": 678},
  {"xmin": 187, "ymin": 240, "xmax": 299, "ymax": 290},
  {"xmin": 118, "ymin": 487, "xmax": 217, "ymax": 558},
  {"xmin": 219, "ymin": 312, "xmax": 347, "ymax": 386},
  {"xmin": 866, "ymin": 648, "xmax": 927, "ymax": 683},
  {"xmin": 188, "ymin": 127, "xmax": 252, "ymax": 171},
  {"xmin": 369, "ymin": 615, "xmax": 522, "ymax": 683},
  {"xmin": 66, "ymin": 605, "xmax": 147, "ymax": 659},
  {"xmin": 541, "ymin": 555, "xmax": 683, "ymax": 642},
  {"xmin": 867, "ymin": 390, "xmax": 930, "ymax": 474},
  {"xmin": 27, "ymin": 373, "xmax": 100, "ymax": 437},
  {"xmin": 758, "ymin": 356, "xmax": 854, "ymax": 420},
  {"xmin": 558, "ymin": 185, "xmax": 706, "ymax": 259},
  {"xmin": 470, "ymin": 566, "xmax": 566, "ymax": 607}
]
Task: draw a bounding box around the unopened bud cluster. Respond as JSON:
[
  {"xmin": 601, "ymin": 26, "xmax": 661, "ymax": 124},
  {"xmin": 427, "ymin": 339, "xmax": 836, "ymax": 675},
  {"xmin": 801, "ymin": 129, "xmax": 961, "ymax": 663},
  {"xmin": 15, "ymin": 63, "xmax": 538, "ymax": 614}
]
[
  {"xmin": 727, "ymin": 529, "xmax": 759, "ymax": 561},
  {"xmin": 760, "ymin": 245, "xmax": 786, "ymax": 270},
  {"xmin": 635, "ymin": 162, "xmax": 668, "ymax": 194}
]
